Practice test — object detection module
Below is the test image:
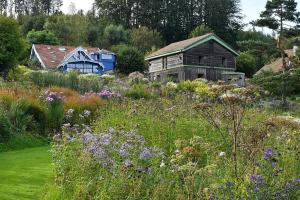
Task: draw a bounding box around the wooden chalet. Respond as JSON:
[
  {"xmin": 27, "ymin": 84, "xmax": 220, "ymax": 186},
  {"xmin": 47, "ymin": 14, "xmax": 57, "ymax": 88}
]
[{"xmin": 145, "ymin": 33, "xmax": 245, "ymax": 86}]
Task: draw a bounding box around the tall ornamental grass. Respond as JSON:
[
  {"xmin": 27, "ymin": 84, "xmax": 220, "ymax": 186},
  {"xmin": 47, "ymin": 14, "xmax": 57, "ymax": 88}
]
[{"xmin": 25, "ymin": 70, "xmax": 105, "ymax": 93}]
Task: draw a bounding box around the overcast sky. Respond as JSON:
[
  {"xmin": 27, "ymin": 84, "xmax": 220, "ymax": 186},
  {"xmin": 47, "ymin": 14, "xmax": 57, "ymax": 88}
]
[{"xmin": 61, "ymin": 0, "xmax": 300, "ymax": 28}]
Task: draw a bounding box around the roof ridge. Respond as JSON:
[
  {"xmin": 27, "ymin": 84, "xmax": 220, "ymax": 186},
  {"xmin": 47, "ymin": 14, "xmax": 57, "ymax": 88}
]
[{"xmin": 146, "ymin": 33, "xmax": 240, "ymax": 60}]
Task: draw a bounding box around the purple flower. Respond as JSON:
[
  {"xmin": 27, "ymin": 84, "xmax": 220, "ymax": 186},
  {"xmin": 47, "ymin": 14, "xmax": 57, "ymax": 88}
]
[
  {"xmin": 44, "ymin": 90, "xmax": 64, "ymax": 103},
  {"xmin": 250, "ymin": 175, "xmax": 264, "ymax": 192},
  {"xmin": 264, "ymin": 148, "xmax": 274, "ymax": 160},
  {"xmin": 46, "ymin": 97, "xmax": 54, "ymax": 102},
  {"xmin": 82, "ymin": 132, "xmax": 97, "ymax": 144},
  {"xmin": 119, "ymin": 143, "xmax": 131, "ymax": 158},
  {"xmin": 98, "ymin": 89, "xmax": 122, "ymax": 98},
  {"xmin": 99, "ymin": 133, "xmax": 112, "ymax": 146},
  {"xmin": 140, "ymin": 148, "xmax": 152, "ymax": 160}
]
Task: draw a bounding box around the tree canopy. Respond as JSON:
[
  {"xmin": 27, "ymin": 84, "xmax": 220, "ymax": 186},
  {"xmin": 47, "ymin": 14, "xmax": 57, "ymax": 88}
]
[
  {"xmin": 94, "ymin": 0, "xmax": 242, "ymax": 44},
  {"xmin": 256, "ymin": 0, "xmax": 298, "ymax": 32},
  {"xmin": 130, "ymin": 27, "xmax": 163, "ymax": 54},
  {"xmin": 189, "ymin": 25, "xmax": 213, "ymax": 38},
  {"xmin": 0, "ymin": 16, "xmax": 25, "ymax": 77},
  {"xmin": 111, "ymin": 44, "xmax": 145, "ymax": 75},
  {"xmin": 27, "ymin": 30, "xmax": 59, "ymax": 45}
]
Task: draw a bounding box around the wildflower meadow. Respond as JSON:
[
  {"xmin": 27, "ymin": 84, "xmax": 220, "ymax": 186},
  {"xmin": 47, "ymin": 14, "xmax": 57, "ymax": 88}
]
[{"xmin": 0, "ymin": 72, "xmax": 299, "ymax": 200}]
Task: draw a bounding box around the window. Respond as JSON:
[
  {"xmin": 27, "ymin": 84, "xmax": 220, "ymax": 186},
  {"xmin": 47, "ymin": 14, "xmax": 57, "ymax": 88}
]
[
  {"xmin": 168, "ymin": 73, "xmax": 179, "ymax": 82},
  {"xmin": 162, "ymin": 57, "xmax": 167, "ymax": 69},
  {"xmin": 156, "ymin": 75, "xmax": 161, "ymax": 82},
  {"xmin": 197, "ymin": 73, "xmax": 204, "ymax": 78},
  {"xmin": 199, "ymin": 56, "xmax": 207, "ymax": 65},
  {"xmin": 222, "ymin": 57, "xmax": 228, "ymax": 67}
]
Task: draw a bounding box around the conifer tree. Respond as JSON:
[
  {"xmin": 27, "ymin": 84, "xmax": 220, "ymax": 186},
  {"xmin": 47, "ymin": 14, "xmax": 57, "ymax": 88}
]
[{"xmin": 257, "ymin": 0, "xmax": 298, "ymax": 107}]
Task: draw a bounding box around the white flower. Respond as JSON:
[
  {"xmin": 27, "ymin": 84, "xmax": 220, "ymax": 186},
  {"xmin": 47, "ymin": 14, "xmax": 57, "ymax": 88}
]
[
  {"xmin": 166, "ymin": 82, "xmax": 178, "ymax": 90},
  {"xmin": 160, "ymin": 160, "xmax": 166, "ymax": 168},
  {"xmin": 219, "ymin": 152, "xmax": 226, "ymax": 157}
]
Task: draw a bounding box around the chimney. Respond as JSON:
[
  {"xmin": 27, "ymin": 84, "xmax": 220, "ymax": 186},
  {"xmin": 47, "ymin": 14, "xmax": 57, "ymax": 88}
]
[{"xmin": 293, "ymin": 46, "xmax": 299, "ymax": 56}]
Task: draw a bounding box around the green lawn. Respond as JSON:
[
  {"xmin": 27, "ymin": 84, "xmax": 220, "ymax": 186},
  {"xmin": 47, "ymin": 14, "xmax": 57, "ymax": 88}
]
[{"xmin": 0, "ymin": 146, "xmax": 53, "ymax": 200}]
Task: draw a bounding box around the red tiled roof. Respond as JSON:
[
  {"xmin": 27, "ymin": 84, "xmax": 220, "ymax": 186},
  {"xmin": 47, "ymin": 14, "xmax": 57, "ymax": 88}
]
[{"xmin": 33, "ymin": 44, "xmax": 99, "ymax": 69}]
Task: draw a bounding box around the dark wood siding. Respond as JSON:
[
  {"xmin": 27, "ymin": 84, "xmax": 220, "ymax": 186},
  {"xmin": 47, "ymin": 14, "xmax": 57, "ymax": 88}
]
[{"xmin": 183, "ymin": 41, "xmax": 236, "ymax": 69}]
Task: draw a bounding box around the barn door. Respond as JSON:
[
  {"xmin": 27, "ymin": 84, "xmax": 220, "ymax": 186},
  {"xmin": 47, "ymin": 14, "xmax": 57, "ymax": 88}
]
[{"xmin": 206, "ymin": 68, "xmax": 216, "ymax": 81}]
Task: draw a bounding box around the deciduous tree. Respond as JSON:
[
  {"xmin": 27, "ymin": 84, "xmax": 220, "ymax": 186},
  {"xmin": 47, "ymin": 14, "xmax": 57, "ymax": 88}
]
[
  {"xmin": 0, "ymin": 16, "xmax": 25, "ymax": 78},
  {"xmin": 111, "ymin": 44, "xmax": 145, "ymax": 75}
]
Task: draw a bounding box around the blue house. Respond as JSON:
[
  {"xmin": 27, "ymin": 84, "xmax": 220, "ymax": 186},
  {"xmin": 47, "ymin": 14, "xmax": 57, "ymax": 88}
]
[
  {"xmin": 30, "ymin": 44, "xmax": 116, "ymax": 74},
  {"xmin": 90, "ymin": 49, "xmax": 116, "ymax": 73}
]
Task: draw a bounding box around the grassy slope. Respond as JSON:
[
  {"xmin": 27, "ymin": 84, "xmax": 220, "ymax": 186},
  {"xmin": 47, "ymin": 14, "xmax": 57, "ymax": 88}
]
[
  {"xmin": 0, "ymin": 134, "xmax": 49, "ymax": 152},
  {"xmin": 0, "ymin": 146, "xmax": 53, "ymax": 200}
]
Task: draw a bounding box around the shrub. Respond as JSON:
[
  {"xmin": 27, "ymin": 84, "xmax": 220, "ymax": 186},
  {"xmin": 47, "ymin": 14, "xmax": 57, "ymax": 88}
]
[
  {"xmin": 78, "ymin": 74, "xmax": 104, "ymax": 92},
  {"xmin": 237, "ymin": 51, "xmax": 257, "ymax": 77},
  {"xmin": 27, "ymin": 30, "xmax": 59, "ymax": 45},
  {"xmin": 7, "ymin": 100, "xmax": 33, "ymax": 134},
  {"xmin": 177, "ymin": 80, "xmax": 209, "ymax": 93},
  {"xmin": 252, "ymin": 69, "xmax": 300, "ymax": 96},
  {"xmin": 0, "ymin": 16, "xmax": 25, "ymax": 78},
  {"xmin": 189, "ymin": 25, "xmax": 213, "ymax": 38},
  {"xmin": 102, "ymin": 24, "xmax": 129, "ymax": 48},
  {"xmin": 111, "ymin": 44, "xmax": 146, "ymax": 75},
  {"xmin": 0, "ymin": 106, "xmax": 11, "ymax": 142},
  {"xmin": 130, "ymin": 27, "xmax": 163, "ymax": 54},
  {"xmin": 162, "ymin": 81, "xmax": 178, "ymax": 98},
  {"xmin": 125, "ymin": 84, "xmax": 152, "ymax": 99},
  {"xmin": 17, "ymin": 98, "xmax": 47, "ymax": 135},
  {"xmin": 7, "ymin": 65, "xmax": 33, "ymax": 81}
]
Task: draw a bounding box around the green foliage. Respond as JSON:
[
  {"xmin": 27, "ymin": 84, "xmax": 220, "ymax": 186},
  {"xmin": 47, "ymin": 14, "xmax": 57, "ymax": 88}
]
[
  {"xmin": 47, "ymin": 85, "xmax": 300, "ymax": 199},
  {"xmin": 25, "ymin": 70, "xmax": 105, "ymax": 93},
  {"xmin": 0, "ymin": 16, "xmax": 25, "ymax": 78},
  {"xmin": 284, "ymin": 36, "xmax": 300, "ymax": 49},
  {"xmin": 0, "ymin": 97, "xmax": 48, "ymax": 143},
  {"xmin": 256, "ymin": 0, "xmax": 298, "ymax": 31},
  {"xmin": 125, "ymin": 84, "xmax": 152, "ymax": 99},
  {"xmin": 0, "ymin": 106, "xmax": 10, "ymax": 142},
  {"xmin": 44, "ymin": 14, "xmax": 88, "ymax": 46},
  {"xmin": 7, "ymin": 65, "xmax": 33, "ymax": 81},
  {"xmin": 237, "ymin": 31, "xmax": 280, "ymax": 72},
  {"xmin": 86, "ymin": 17, "xmax": 110, "ymax": 47},
  {"xmin": 252, "ymin": 69, "xmax": 300, "ymax": 96},
  {"xmin": 8, "ymin": 100, "xmax": 34, "ymax": 134},
  {"xmin": 18, "ymin": 14, "xmax": 47, "ymax": 36},
  {"xmin": 237, "ymin": 31, "xmax": 275, "ymax": 43},
  {"xmin": 95, "ymin": 0, "xmax": 242, "ymax": 44},
  {"xmin": 237, "ymin": 51, "xmax": 257, "ymax": 77},
  {"xmin": 189, "ymin": 24, "xmax": 213, "ymax": 38},
  {"xmin": 112, "ymin": 44, "xmax": 145, "ymax": 75},
  {"xmin": 27, "ymin": 30, "xmax": 59, "ymax": 45},
  {"xmin": 130, "ymin": 27, "xmax": 163, "ymax": 54},
  {"xmin": 177, "ymin": 80, "xmax": 207, "ymax": 92},
  {"xmin": 103, "ymin": 24, "xmax": 129, "ymax": 48}
]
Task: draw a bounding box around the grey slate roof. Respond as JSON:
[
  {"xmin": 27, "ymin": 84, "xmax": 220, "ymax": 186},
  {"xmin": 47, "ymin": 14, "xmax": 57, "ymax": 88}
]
[{"xmin": 145, "ymin": 33, "xmax": 239, "ymax": 60}]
